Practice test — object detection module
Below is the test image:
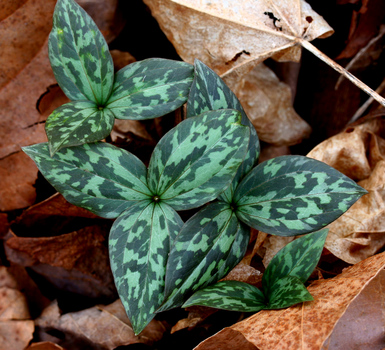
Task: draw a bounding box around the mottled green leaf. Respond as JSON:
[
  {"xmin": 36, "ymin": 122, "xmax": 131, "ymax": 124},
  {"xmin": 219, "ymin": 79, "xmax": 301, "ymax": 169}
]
[
  {"xmin": 235, "ymin": 156, "xmax": 368, "ymax": 236},
  {"xmin": 187, "ymin": 60, "xmax": 260, "ymax": 195},
  {"xmin": 22, "ymin": 142, "xmax": 151, "ymax": 218},
  {"xmin": 106, "ymin": 58, "xmax": 194, "ymax": 120},
  {"xmin": 158, "ymin": 202, "xmax": 250, "ymax": 312},
  {"xmin": 109, "ymin": 201, "xmax": 183, "ymax": 334},
  {"xmin": 45, "ymin": 101, "xmax": 114, "ymax": 156},
  {"xmin": 148, "ymin": 109, "xmax": 250, "ymax": 210},
  {"xmin": 182, "ymin": 281, "xmax": 266, "ymax": 312},
  {"xmin": 263, "ymin": 229, "xmax": 328, "ymax": 298},
  {"xmin": 266, "ymin": 276, "xmax": 313, "ymax": 309},
  {"xmin": 49, "ymin": 0, "xmax": 114, "ymax": 104}
]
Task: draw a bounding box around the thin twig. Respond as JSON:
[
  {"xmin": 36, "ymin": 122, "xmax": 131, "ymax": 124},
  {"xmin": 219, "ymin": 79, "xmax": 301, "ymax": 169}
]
[
  {"xmin": 348, "ymin": 77, "xmax": 385, "ymax": 124},
  {"xmin": 299, "ymin": 39, "xmax": 385, "ymax": 107}
]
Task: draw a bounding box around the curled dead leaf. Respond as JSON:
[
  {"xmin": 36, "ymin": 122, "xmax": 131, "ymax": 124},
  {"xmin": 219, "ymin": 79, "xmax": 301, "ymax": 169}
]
[
  {"xmin": 234, "ymin": 64, "xmax": 311, "ymax": 146},
  {"xmin": 36, "ymin": 299, "xmax": 166, "ymax": 349},
  {"xmin": 308, "ymin": 112, "xmax": 385, "ymax": 263},
  {"xmin": 195, "ymin": 252, "xmax": 385, "ymax": 350}
]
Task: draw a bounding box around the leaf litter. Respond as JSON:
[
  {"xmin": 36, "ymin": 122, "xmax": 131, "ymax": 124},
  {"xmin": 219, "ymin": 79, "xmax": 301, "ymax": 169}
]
[{"xmin": 1, "ymin": 0, "xmax": 385, "ymax": 349}]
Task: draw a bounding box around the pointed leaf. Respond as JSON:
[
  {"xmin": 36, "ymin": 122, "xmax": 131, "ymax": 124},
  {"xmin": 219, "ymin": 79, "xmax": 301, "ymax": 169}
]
[
  {"xmin": 266, "ymin": 276, "xmax": 313, "ymax": 309},
  {"xmin": 45, "ymin": 101, "xmax": 115, "ymax": 155},
  {"xmin": 109, "ymin": 201, "xmax": 183, "ymax": 334},
  {"xmin": 262, "ymin": 229, "xmax": 328, "ymax": 298},
  {"xmin": 49, "ymin": 0, "xmax": 114, "ymax": 104},
  {"xmin": 187, "ymin": 60, "xmax": 260, "ymax": 194},
  {"xmin": 148, "ymin": 109, "xmax": 250, "ymax": 210},
  {"xmin": 159, "ymin": 202, "xmax": 250, "ymax": 311},
  {"xmin": 182, "ymin": 281, "xmax": 266, "ymax": 312},
  {"xmin": 22, "ymin": 142, "xmax": 151, "ymax": 218},
  {"xmin": 235, "ymin": 155, "xmax": 368, "ymax": 236},
  {"xmin": 106, "ymin": 58, "xmax": 194, "ymax": 120}
]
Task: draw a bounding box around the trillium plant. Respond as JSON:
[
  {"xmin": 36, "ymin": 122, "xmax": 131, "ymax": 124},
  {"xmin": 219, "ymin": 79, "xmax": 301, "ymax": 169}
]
[{"xmin": 24, "ymin": 0, "xmax": 367, "ymax": 335}]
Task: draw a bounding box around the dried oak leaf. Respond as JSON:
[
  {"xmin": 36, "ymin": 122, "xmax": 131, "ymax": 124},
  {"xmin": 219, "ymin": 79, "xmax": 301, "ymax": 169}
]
[
  {"xmin": 234, "ymin": 64, "xmax": 311, "ymax": 146},
  {"xmin": 195, "ymin": 252, "xmax": 385, "ymax": 350},
  {"xmin": 36, "ymin": 300, "xmax": 166, "ymax": 349},
  {"xmin": 307, "ymin": 112, "xmax": 385, "ymax": 264},
  {"xmin": 143, "ymin": 0, "xmax": 333, "ymax": 78}
]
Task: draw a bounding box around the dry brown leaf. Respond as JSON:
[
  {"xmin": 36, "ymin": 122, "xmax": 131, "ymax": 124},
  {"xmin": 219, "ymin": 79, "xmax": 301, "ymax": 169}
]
[
  {"xmin": 262, "ymin": 235, "xmax": 295, "ymax": 267},
  {"xmin": 0, "ymin": 266, "xmax": 34, "ymax": 350},
  {"xmin": 5, "ymin": 224, "xmax": 116, "ymax": 299},
  {"xmin": 321, "ymin": 269, "xmax": 385, "ymax": 350},
  {"xmin": 26, "ymin": 342, "xmax": 65, "ymax": 350},
  {"xmin": 0, "ymin": 320, "xmax": 34, "ymax": 350},
  {"xmin": 143, "ymin": 0, "xmax": 333, "ymax": 78},
  {"xmin": 36, "ymin": 300, "xmax": 166, "ymax": 349},
  {"xmin": 195, "ymin": 252, "xmax": 385, "ymax": 350},
  {"xmin": 307, "ymin": 113, "xmax": 385, "ymax": 263},
  {"xmin": 234, "ymin": 63, "xmax": 311, "ymax": 146},
  {"xmin": 0, "ymin": 287, "xmax": 30, "ymax": 320}
]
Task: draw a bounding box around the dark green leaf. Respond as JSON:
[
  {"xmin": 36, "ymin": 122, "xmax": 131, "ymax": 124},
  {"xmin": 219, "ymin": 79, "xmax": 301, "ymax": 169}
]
[
  {"xmin": 262, "ymin": 229, "xmax": 328, "ymax": 298},
  {"xmin": 106, "ymin": 58, "xmax": 194, "ymax": 120},
  {"xmin": 235, "ymin": 155, "xmax": 368, "ymax": 236},
  {"xmin": 182, "ymin": 281, "xmax": 266, "ymax": 312},
  {"xmin": 148, "ymin": 109, "xmax": 250, "ymax": 210},
  {"xmin": 266, "ymin": 276, "xmax": 313, "ymax": 309},
  {"xmin": 109, "ymin": 201, "xmax": 183, "ymax": 334},
  {"xmin": 49, "ymin": 0, "xmax": 114, "ymax": 104},
  {"xmin": 45, "ymin": 101, "xmax": 115, "ymax": 156},
  {"xmin": 158, "ymin": 202, "xmax": 249, "ymax": 312},
  {"xmin": 22, "ymin": 142, "xmax": 151, "ymax": 218},
  {"xmin": 187, "ymin": 59, "xmax": 260, "ymax": 195}
]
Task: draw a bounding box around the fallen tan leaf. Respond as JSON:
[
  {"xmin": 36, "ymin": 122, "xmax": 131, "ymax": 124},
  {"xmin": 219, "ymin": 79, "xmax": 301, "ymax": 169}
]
[
  {"xmin": 0, "ymin": 320, "xmax": 34, "ymax": 350},
  {"xmin": 0, "ymin": 287, "xmax": 30, "ymax": 320},
  {"xmin": 36, "ymin": 300, "xmax": 166, "ymax": 349},
  {"xmin": 194, "ymin": 252, "xmax": 385, "ymax": 350},
  {"xmin": 321, "ymin": 269, "xmax": 385, "ymax": 350},
  {"xmin": 234, "ymin": 64, "xmax": 311, "ymax": 146},
  {"xmin": 143, "ymin": 0, "xmax": 333, "ymax": 78},
  {"xmin": 307, "ymin": 112, "xmax": 385, "ymax": 263},
  {"xmin": 25, "ymin": 342, "xmax": 65, "ymax": 350}
]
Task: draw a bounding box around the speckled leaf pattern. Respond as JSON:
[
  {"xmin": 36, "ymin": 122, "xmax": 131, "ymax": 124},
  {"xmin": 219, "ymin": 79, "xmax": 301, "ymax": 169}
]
[
  {"xmin": 187, "ymin": 60, "xmax": 260, "ymax": 197},
  {"xmin": 22, "ymin": 142, "xmax": 151, "ymax": 218},
  {"xmin": 263, "ymin": 229, "xmax": 328, "ymax": 298},
  {"xmin": 158, "ymin": 202, "xmax": 249, "ymax": 312},
  {"xmin": 235, "ymin": 155, "xmax": 368, "ymax": 236},
  {"xmin": 49, "ymin": 0, "xmax": 114, "ymax": 104},
  {"xmin": 45, "ymin": 101, "xmax": 115, "ymax": 156},
  {"xmin": 148, "ymin": 109, "xmax": 250, "ymax": 210},
  {"xmin": 266, "ymin": 276, "xmax": 313, "ymax": 309},
  {"xmin": 183, "ymin": 281, "xmax": 266, "ymax": 312},
  {"xmin": 109, "ymin": 201, "xmax": 183, "ymax": 335},
  {"xmin": 106, "ymin": 58, "xmax": 194, "ymax": 120}
]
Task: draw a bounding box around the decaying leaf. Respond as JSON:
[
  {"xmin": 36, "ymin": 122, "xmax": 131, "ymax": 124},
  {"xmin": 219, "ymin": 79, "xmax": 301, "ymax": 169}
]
[
  {"xmin": 308, "ymin": 112, "xmax": 385, "ymax": 263},
  {"xmin": 35, "ymin": 300, "xmax": 166, "ymax": 349},
  {"xmin": 5, "ymin": 224, "xmax": 116, "ymax": 299},
  {"xmin": 143, "ymin": 0, "xmax": 333, "ymax": 78},
  {"xmin": 321, "ymin": 269, "xmax": 385, "ymax": 350},
  {"xmin": 194, "ymin": 252, "xmax": 385, "ymax": 350},
  {"xmin": 0, "ymin": 266, "xmax": 34, "ymax": 350},
  {"xmin": 25, "ymin": 342, "xmax": 65, "ymax": 350},
  {"xmin": 234, "ymin": 64, "xmax": 311, "ymax": 146}
]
